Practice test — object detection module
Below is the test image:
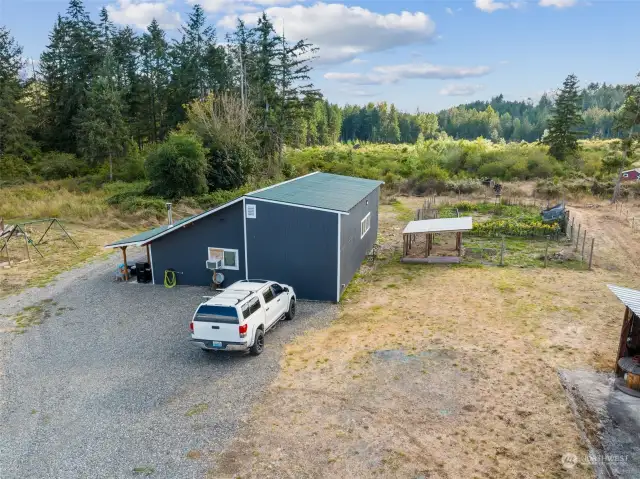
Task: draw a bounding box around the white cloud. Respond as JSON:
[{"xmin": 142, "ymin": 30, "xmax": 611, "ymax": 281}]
[
  {"xmin": 539, "ymin": 0, "xmax": 578, "ymax": 7},
  {"xmin": 350, "ymin": 58, "xmax": 368, "ymax": 65},
  {"xmin": 325, "ymin": 62, "xmax": 492, "ymax": 85},
  {"xmin": 474, "ymin": 0, "xmax": 510, "ymax": 12},
  {"xmin": 439, "ymin": 84, "xmax": 485, "ymax": 96},
  {"xmin": 107, "ymin": 0, "xmax": 181, "ymax": 30},
  {"xmin": 196, "ymin": 0, "xmax": 298, "ymax": 14},
  {"xmin": 445, "ymin": 7, "xmax": 454, "ymax": 15},
  {"xmin": 220, "ymin": 2, "xmax": 437, "ymax": 64}
]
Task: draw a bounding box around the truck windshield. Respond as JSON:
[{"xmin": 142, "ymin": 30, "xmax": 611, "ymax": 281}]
[{"xmin": 195, "ymin": 305, "xmax": 239, "ymax": 324}]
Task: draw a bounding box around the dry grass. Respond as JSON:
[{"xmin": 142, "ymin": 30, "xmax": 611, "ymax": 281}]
[
  {"xmin": 0, "ymin": 225, "xmax": 136, "ymax": 298},
  {"xmin": 210, "ymin": 197, "xmax": 638, "ymax": 479}
]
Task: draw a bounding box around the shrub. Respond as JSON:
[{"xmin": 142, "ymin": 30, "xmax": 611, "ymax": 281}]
[
  {"xmin": 145, "ymin": 133, "xmax": 208, "ymax": 198},
  {"xmin": 0, "ymin": 155, "xmax": 32, "ymax": 183},
  {"xmin": 37, "ymin": 152, "xmax": 86, "ymax": 180},
  {"xmin": 205, "ymin": 141, "xmax": 256, "ymax": 191}
]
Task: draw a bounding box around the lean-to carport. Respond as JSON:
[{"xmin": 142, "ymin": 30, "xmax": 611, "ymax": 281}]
[{"xmin": 401, "ymin": 217, "xmax": 473, "ymax": 264}]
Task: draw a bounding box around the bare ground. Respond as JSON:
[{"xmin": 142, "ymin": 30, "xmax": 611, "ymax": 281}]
[{"xmin": 209, "ymin": 196, "xmax": 640, "ymax": 479}]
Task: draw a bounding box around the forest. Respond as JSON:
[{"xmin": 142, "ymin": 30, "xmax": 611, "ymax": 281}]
[{"xmin": 1, "ymin": 0, "xmax": 640, "ymax": 207}]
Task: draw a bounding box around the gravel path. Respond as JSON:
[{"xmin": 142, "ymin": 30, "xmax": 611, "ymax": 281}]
[{"xmin": 0, "ymin": 259, "xmax": 337, "ymax": 478}]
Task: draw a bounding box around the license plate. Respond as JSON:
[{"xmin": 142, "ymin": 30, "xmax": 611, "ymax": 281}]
[{"xmin": 211, "ymin": 341, "xmax": 223, "ymax": 348}]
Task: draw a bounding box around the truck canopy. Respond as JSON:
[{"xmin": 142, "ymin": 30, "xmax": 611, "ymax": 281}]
[{"xmin": 195, "ymin": 304, "xmax": 239, "ymax": 324}]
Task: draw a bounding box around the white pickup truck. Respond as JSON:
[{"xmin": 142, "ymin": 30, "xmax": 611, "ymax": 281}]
[{"xmin": 189, "ymin": 280, "xmax": 296, "ymax": 355}]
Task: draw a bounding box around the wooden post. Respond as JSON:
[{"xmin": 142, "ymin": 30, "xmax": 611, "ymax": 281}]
[
  {"xmin": 581, "ymin": 231, "xmax": 587, "ymax": 261},
  {"xmin": 616, "ymin": 307, "xmax": 632, "ymax": 375},
  {"xmin": 425, "ymin": 233, "xmax": 429, "ymax": 258},
  {"xmin": 36, "ymin": 218, "xmax": 56, "ymax": 245},
  {"xmin": 571, "ymin": 217, "xmax": 575, "ymax": 240},
  {"xmin": 575, "ymin": 224, "xmax": 581, "ymax": 251},
  {"xmin": 457, "ymin": 232, "xmax": 462, "ymax": 257},
  {"xmin": 121, "ymin": 246, "xmax": 129, "ymax": 281},
  {"xmin": 21, "ymin": 226, "xmax": 31, "ymax": 262},
  {"xmin": 588, "ymin": 238, "xmax": 595, "ymax": 270},
  {"xmin": 500, "ymin": 236, "xmax": 505, "ymax": 266},
  {"xmin": 146, "ymin": 244, "xmax": 151, "ymax": 264},
  {"xmin": 544, "ymin": 235, "xmax": 550, "ymax": 268}
]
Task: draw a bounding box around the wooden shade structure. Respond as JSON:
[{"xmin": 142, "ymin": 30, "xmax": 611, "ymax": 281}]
[
  {"xmin": 608, "ymin": 284, "xmax": 640, "ymax": 397},
  {"xmin": 401, "ymin": 217, "xmax": 472, "ymax": 264}
]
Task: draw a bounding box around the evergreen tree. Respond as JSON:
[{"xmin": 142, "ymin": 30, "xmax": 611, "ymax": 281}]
[
  {"xmin": 611, "ymin": 77, "xmax": 640, "ymax": 202},
  {"xmin": 75, "ymin": 51, "xmax": 128, "ymax": 180},
  {"xmin": 0, "ymin": 26, "xmax": 33, "ymax": 158},
  {"xmin": 140, "ymin": 20, "xmax": 170, "ymax": 143},
  {"xmin": 544, "ymin": 74, "xmax": 585, "ymax": 160}
]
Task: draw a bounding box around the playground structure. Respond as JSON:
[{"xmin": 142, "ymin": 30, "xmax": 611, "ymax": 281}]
[{"xmin": 0, "ymin": 218, "xmax": 78, "ymax": 266}]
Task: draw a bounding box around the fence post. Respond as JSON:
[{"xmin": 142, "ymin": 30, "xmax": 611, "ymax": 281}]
[
  {"xmin": 571, "ymin": 217, "xmax": 575, "ymax": 241},
  {"xmin": 575, "ymin": 224, "xmax": 581, "ymax": 251},
  {"xmin": 581, "ymin": 230, "xmax": 587, "ymax": 261},
  {"xmin": 544, "ymin": 235, "xmax": 550, "ymax": 268},
  {"xmin": 500, "ymin": 236, "xmax": 505, "ymax": 266},
  {"xmin": 589, "ymin": 238, "xmax": 595, "ymax": 270}
]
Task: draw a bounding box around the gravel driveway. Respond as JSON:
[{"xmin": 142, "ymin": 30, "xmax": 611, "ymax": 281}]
[{"xmin": 0, "ymin": 259, "xmax": 337, "ymax": 478}]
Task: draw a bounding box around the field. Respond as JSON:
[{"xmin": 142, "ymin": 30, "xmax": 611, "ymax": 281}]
[{"xmin": 209, "ymin": 193, "xmax": 640, "ymax": 478}]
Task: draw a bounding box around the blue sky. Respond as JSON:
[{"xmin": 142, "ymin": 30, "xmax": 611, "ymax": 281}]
[{"xmin": 1, "ymin": 0, "xmax": 638, "ymax": 112}]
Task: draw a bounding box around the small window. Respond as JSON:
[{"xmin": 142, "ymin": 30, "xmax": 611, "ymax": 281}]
[
  {"xmin": 263, "ymin": 288, "xmax": 274, "ymax": 304},
  {"xmin": 243, "ymin": 298, "xmax": 260, "ymax": 318},
  {"xmin": 249, "ymin": 299, "xmax": 261, "ymax": 315},
  {"xmin": 208, "ymin": 247, "xmax": 239, "ymax": 270},
  {"xmin": 361, "ymin": 212, "xmax": 371, "ymax": 239},
  {"xmin": 623, "ymin": 173, "xmax": 629, "ymax": 178},
  {"xmin": 272, "ymin": 284, "xmax": 284, "ymax": 296}
]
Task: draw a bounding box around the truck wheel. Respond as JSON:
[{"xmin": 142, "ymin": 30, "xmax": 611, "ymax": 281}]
[
  {"xmin": 250, "ymin": 329, "xmax": 264, "ymax": 356},
  {"xmin": 285, "ymin": 299, "xmax": 296, "ymax": 320}
]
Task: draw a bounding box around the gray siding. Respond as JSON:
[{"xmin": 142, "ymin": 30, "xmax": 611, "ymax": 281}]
[
  {"xmin": 245, "ymin": 200, "xmax": 338, "ymax": 302},
  {"xmin": 339, "ymin": 187, "xmax": 380, "ymax": 300},
  {"xmin": 150, "ymin": 201, "xmax": 245, "ymax": 287}
]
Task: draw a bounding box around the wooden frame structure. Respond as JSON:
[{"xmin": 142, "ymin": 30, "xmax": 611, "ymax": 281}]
[
  {"xmin": 401, "ymin": 217, "xmax": 473, "ymax": 265},
  {"xmin": 0, "ymin": 218, "xmax": 78, "ymax": 266},
  {"xmin": 607, "ymin": 284, "xmax": 640, "ymax": 397},
  {"xmin": 117, "ymin": 243, "xmax": 151, "ymax": 282}
]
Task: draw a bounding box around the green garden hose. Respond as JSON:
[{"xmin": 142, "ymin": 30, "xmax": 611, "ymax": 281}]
[{"xmin": 164, "ymin": 270, "xmax": 177, "ymax": 288}]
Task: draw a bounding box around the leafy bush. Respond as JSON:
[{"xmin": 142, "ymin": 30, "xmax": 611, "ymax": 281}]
[
  {"xmin": 37, "ymin": 152, "xmax": 86, "ymax": 180},
  {"xmin": 145, "ymin": 133, "xmax": 208, "ymax": 198},
  {"xmin": 472, "ymin": 218, "xmax": 560, "ymax": 237},
  {"xmin": 205, "ymin": 142, "xmax": 256, "ymax": 191},
  {"xmin": 0, "ymin": 155, "xmax": 32, "ymax": 183}
]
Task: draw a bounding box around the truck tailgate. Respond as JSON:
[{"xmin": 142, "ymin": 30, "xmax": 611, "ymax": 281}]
[{"xmin": 192, "ymin": 305, "xmax": 240, "ymax": 343}]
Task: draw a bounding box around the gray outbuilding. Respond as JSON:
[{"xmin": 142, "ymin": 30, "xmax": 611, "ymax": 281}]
[{"xmin": 106, "ymin": 172, "xmax": 383, "ymax": 302}]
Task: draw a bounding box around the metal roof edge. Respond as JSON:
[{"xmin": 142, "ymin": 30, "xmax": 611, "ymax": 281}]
[
  {"xmin": 246, "ymin": 196, "xmax": 349, "ymax": 215},
  {"xmin": 104, "ymin": 196, "xmax": 244, "ymax": 249},
  {"xmin": 247, "ymin": 171, "xmax": 320, "ymax": 196}
]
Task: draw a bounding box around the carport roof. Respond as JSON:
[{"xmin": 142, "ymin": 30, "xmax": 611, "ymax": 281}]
[
  {"xmin": 608, "ymin": 284, "xmax": 640, "ymax": 317},
  {"xmin": 247, "ymin": 172, "xmax": 383, "ymax": 213},
  {"xmin": 105, "ymin": 215, "xmax": 195, "ymax": 248}
]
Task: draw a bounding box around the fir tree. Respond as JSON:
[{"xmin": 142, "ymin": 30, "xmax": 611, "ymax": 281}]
[
  {"xmin": 0, "ymin": 26, "xmax": 33, "ymax": 157},
  {"xmin": 544, "ymin": 74, "xmax": 585, "ymax": 160}
]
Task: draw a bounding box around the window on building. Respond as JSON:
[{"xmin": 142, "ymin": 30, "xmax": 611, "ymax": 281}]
[
  {"xmin": 361, "ymin": 212, "xmax": 371, "ymax": 239},
  {"xmin": 623, "ymin": 173, "xmax": 629, "ymax": 178},
  {"xmin": 208, "ymin": 247, "xmax": 239, "ymax": 270}
]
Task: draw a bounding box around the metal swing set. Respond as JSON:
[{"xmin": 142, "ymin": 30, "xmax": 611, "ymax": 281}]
[{"xmin": 0, "ymin": 218, "xmax": 78, "ymax": 266}]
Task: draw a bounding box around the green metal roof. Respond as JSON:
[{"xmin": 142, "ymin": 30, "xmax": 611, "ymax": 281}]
[
  {"xmin": 105, "ymin": 173, "xmax": 382, "ymax": 248},
  {"xmin": 105, "ymin": 215, "xmax": 195, "ymax": 248},
  {"xmin": 247, "ymin": 172, "xmax": 383, "ymax": 212}
]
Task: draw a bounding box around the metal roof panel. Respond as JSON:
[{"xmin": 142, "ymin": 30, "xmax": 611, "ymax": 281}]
[
  {"xmin": 607, "ymin": 284, "xmax": 640, "ymax": 317},
  {"xmin": 247, "ymin": 172, "xmax": 383, "ymax": 212},
  {"xmin": 403, "ymin": 217, "xmax": 473, "ymax": 234}
]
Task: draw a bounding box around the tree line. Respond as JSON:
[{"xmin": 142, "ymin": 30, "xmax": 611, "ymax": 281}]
[{"xmin": 0, "ymin": 0, "xmax": 639, "ymax": 195}]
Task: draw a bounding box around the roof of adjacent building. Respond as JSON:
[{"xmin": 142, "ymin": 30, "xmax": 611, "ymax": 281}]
[
  {"xmin": 106, "ymin": 215, "xmax": 195, "ymax": 248},
  {"xmin": 403, "ymin": 217, "xmax": 473, "ymax": 235},
  {"xmin": 247, "ymin": 172, "xmax": 383, "ymax": 213},
  {"xmin": 105, "ymin": 172, "xmax": 382, "ymax": 249},
  {"xmin": 607, "ymin": 284, "xmax": 640, "ymax": 317}
]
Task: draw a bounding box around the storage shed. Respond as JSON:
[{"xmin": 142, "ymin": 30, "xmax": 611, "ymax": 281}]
[{"xmin": 105, "ymin": 172, "xmax": 383, "ymax": 302}]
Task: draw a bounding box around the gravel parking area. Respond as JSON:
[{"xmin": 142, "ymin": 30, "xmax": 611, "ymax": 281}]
[{"xmin": 0, "ymin": 259, "xmax": 337, "ymax": 478}]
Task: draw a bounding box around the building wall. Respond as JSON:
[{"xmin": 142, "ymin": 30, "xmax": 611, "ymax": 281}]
[
  {"xmin": 339, "ymin": 187, "xmax": 380, "ymax": 301},
  {"xmin": 245, "ymin": 200, "xmax": 338, "ymax": 302},
  {"xmin": 150, "ymin": 200, "xmax": 245, "ymax": 287},
  {"xmin": 622, "ymin": 171, "xmax": 640, "ymax": 181}
]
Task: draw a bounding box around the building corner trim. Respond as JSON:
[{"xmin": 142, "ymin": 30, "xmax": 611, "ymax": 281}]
[{"xmin": 336, "ymin": 213, "xmax": 341, "ymax": 303}]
